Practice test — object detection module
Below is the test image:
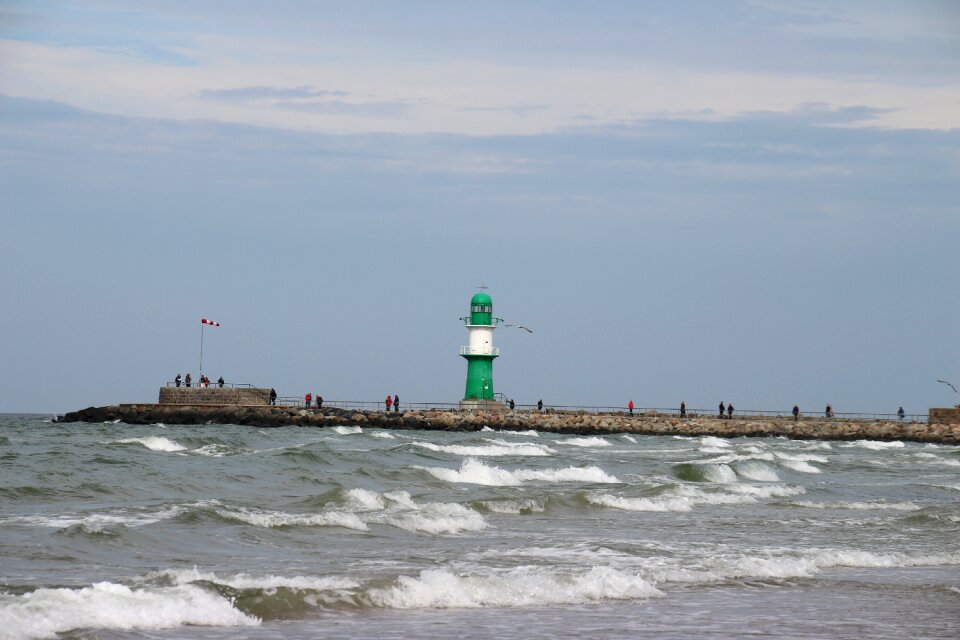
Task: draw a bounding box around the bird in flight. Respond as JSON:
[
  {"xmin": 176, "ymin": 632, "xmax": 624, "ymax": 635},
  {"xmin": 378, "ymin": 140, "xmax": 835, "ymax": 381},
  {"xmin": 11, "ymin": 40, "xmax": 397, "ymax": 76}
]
[
  {"xmin": 504, "ymin": 323, "xmax": 533, "ymax": 333},
  {"xmin": 937, "ymin": 379, "xmax": 958, "ymax": 394}
]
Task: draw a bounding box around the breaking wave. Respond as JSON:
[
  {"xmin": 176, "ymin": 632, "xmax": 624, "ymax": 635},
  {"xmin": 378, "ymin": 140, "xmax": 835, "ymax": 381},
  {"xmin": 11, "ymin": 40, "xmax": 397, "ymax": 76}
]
[{"xmin": 419, "ymin": 458, "xmax": 620, "ymax": 486}]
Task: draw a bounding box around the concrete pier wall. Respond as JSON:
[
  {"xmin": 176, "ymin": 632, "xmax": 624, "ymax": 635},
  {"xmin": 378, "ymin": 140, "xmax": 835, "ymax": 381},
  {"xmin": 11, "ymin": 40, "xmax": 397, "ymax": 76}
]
[
  {"xmin": 929, "ymin": 407, "xmax": 960, "ymax": 424},
  {"xmin": 158, "ymin": 387, "xmax": 271, "ymax": 406}
]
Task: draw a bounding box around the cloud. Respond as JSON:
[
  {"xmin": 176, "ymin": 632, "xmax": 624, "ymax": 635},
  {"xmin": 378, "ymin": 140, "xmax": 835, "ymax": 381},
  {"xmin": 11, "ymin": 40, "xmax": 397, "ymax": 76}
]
[
  {"xmin": 273, "ymin": 99, "xmax": 412, "ymax": 118},
  {"xmin": 196, "ymin": 85, "xmax": 349, "ymax": 102}
]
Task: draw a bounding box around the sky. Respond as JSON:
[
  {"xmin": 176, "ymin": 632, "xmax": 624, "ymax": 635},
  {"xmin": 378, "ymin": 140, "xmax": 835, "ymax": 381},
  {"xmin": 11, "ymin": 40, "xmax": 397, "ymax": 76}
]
[{"xmin": 1, "ymin": 1, "xmax": 958, "ymax": 415}]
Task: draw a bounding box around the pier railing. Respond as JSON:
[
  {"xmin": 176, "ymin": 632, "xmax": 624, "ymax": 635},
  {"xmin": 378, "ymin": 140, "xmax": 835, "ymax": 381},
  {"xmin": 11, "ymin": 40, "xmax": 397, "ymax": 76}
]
[
  {"xmin": 267, "ymin": 397, "xmax": 927, "ymax": 422},
  {"xmin": 165, "ymin": 381, "xmax": 255, "ymax": 389}
]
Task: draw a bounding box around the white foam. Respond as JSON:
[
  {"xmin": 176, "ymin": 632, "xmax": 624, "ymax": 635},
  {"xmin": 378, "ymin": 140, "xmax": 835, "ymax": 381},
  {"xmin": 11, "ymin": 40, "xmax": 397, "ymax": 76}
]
[
  {"xmin": 787, "ymin": 500, "xmax": 921, "ymax": 511},
  {"xmin": 699, "ymin": 463, "xmax": 739, "ymax": 483},
  {"xmin": 699, "ymin": 436, "xmax": 731, "ymax": 448},
  {"xmin": 698, "ymin": 447, "xmax": 730, "ymax": 454},
  {"xmin": 480, "ymin": 426, "xmax": 495, "ymax": 432},
  {"xmin": 774, "ymin": 452, "xmax": 829, "ymax": 463},
  {"xmin": 0, "ymin": 581, "xmax": 258, "ymax": 639},
  {"xmin": 113, "ymin": 436, "xmax": 186, "ymax": 452},
  {"xmin": 383, "ymin": 500, "xmax": 487, "ymax": 534},
  {"xmin": 367, "ymin": 566, "xmax": 661, "ymax": 609},
  {"xmin": 419, "ymin": 458, "xmax": 620, "ymax": 486},
  {"xmin": 372, "ymin": 431, "xmax": 396, "ymax": 439},
  {"xmin": 411, "ymin": 440, "xmax": 554, "ymax": 457},
  {"xmin": 492, "ymin": 429, "xmax": 540, "ymax": 437},
  {"xmin": 644, "ymin": 548, "xmax": 960, "ymax": 586},
  {"xmin": 779, "ymin": 459, "xmax": 821, "ymax": 473},
  {"xmin": 151, "ymin": 568, "xmax": 360, "ymax": 591},
  {"xmin": 588, "ymin": 493, "xmax": 693, "ymax": 512},
  {"xmin": 844, "ymin": 440, "xmax": 905, "ymax": 450},
  {"xmin": 216, "ymin": 506, "xmax": 370, "ymax": 531},
  {"xmin": 557, "ymin": 436, "xmax": 612, "ymax": 447},
  {"xmin": 332, "ymin": 426, "xmax": 363, "ymax": 435},
  {"xmin": 343, "ymin": 488, "xmax": 387, "ymax": 511},
  {"xmin": 334, "ymin": 489, "xmax": 489, "ymax": 534},
  {"xmin": 2, "ymin": 504, "xmax": 192, "ymax": 530},
  {"xmin": 732, "ymin": 461, "xmax": 780, "ymax": 482},
  {"xmin": 480, "ymin": 498, "xmax": 546, "ymax": 514},
  {"xmin": 621, "ymin": 435, "xmax": 637, "ymax": 443},
  {"xmin": 724, "ymin": 484, "xmax": 806, "ymax": 498}
]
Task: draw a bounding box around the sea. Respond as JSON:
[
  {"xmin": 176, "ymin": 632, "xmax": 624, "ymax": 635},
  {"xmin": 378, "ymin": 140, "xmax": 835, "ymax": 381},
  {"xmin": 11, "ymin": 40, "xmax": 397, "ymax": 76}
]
[{"xmin": 0, "ymin": 414, "xmax": 958, "ymax": 639}]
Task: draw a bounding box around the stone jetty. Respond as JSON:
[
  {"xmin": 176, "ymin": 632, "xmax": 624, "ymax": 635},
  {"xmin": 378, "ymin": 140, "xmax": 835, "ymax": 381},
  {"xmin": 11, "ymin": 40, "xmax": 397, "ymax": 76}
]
[{"xmin": 56, "ymin": 404, "xmax": 960, "ymax": 445}]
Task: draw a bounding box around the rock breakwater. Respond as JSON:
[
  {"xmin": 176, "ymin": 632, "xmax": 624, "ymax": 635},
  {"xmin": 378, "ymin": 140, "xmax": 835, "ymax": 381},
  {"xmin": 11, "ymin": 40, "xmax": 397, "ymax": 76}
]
[{"xmin": 56, "ymin": 404, "xmax": 960, "ymax": 445}]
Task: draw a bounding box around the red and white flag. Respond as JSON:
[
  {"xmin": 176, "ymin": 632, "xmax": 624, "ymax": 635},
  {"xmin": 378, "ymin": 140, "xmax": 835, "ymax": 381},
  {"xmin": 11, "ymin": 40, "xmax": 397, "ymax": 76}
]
[{"xmin": 201, "ymin": 318, "xmax": 220, "ymax": 327}]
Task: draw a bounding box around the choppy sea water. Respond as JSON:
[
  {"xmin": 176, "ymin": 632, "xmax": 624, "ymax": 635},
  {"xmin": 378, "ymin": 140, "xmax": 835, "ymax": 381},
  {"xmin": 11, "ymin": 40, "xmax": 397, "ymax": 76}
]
[{"xmin": 0, "ymin": 414, "xmax": 958, "ymax": 639}]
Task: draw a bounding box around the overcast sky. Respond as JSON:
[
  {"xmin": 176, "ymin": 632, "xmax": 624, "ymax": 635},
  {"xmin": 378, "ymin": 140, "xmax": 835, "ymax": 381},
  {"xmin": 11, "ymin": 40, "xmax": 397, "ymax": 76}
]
[{"xmin": 1, "ymin": 1, "xmax": 958, "ymax": 414}]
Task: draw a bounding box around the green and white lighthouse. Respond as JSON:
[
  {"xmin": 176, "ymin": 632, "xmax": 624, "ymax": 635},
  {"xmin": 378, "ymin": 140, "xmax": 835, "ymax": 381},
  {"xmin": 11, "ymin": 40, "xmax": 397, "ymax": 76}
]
[{"xmin": 460, "ymin": 290, "xmax": 502, "ymax": 401}]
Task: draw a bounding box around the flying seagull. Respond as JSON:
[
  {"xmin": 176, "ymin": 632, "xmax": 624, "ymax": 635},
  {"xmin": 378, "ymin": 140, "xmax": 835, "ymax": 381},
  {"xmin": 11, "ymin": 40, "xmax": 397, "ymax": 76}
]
[
  {"xmin": 937, "ymin": 379, "xmax": 958, "ymax": 394},
  {"xmin": 504, "ymin": 323, "xmax": 533, "ymax": 333}
]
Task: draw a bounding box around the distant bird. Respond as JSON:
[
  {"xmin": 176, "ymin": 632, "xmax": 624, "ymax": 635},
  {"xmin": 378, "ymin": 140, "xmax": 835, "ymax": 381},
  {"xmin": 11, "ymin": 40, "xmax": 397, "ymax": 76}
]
[
  {"xmin": 504, "ymin": 323, "xmax": 533, "ymax": 333},
  {"xmin": 937, "ymin": 379, "xmax": 958, "ymax": 394}
]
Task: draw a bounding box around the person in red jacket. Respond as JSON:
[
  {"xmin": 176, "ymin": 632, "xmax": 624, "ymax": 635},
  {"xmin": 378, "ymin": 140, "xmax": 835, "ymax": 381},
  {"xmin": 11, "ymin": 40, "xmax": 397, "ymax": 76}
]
[
  {"xmin": 628, "ymin": 400, "xmax": 634, "ymax": 415},
  {"xmin": 305, "ymin": 392, "xmax": 312, "ymax": 408},
  {"xmin": 385, "ymin": 395, "xmax": 392, "ymax": 411}
]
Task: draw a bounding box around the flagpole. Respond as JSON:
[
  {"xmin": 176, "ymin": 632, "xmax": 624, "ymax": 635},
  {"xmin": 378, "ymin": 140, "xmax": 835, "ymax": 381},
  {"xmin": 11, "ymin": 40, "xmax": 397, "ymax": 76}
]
[{"xmin": 199, "ymin": 322, "xmax": 205, "ymax": 377}]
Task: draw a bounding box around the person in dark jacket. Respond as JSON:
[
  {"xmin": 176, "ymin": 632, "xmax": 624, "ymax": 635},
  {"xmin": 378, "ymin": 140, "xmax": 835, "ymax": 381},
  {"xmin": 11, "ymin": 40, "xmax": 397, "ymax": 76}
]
[
  {"xmin": 394, "ymin": 394, "xmax": 400, "ymax": 412},
  {"xmin": 792, "ymin": 404, "xmax": 800, "ymax": 421},
  {"xmin": 509, "ymin": 399, "xmax": 515, "ymax": 410},
  {"xmin": 185, "ymin": 373, "xmax": 192, "ymax": 388},
  {"xmin": 175, "ymin": 374, "xmax": 182, "ymax": 387},
  {"xmin": 537, "ymin": 399, "xmax": 544, "ymax": 412},
  {"xmin": 727, "ymin": 403, "xmax": 734, "ymax": 418},
  {"xmin": 897, "ymin": 406, "xmax": 905, "ymax": 421},
  {"xmin": 680, "ymin": 401, "xmax": 686, "ymax": 418},
  {"xmin": 719, "ymin": 402, "xmax": 725, "ymax": 418},
  {"xmin": 316, "ymin": 395, "xmax": 323, "ymax": 409},
  {"xmin": 269, "ymin": 388, "xmax": 277, "ymax": 405},
  {"xmin": 218, "ymin": 376, "xmax": 225, "ymax": 388}
]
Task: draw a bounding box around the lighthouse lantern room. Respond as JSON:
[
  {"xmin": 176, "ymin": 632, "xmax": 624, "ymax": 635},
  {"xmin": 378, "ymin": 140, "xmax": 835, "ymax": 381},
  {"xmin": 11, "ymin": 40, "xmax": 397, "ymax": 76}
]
[{"xmin": 460, "ymin": 290, "xmax": 501, "ymax": 402}]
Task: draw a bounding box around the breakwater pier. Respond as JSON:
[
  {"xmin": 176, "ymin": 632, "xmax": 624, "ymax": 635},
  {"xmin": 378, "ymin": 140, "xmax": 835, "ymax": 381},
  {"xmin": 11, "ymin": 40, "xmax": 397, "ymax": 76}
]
[{"xmin": 57, "ymin": 403, "xmax": 960, "ymax": 445}]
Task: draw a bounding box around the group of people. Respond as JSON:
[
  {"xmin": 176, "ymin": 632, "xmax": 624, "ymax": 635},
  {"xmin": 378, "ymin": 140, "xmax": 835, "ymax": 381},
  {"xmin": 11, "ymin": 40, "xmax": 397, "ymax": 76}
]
[
  {"xmin": 174, "ymin": 373, "xmax": 224, "ymax": 388},
  {"xmin": 385, "ymin": 394, "xmax": 400, "ymax": 412},
  {"xmin": 304, "ymin": 393, "xmax": 324, "ymax": 408}
]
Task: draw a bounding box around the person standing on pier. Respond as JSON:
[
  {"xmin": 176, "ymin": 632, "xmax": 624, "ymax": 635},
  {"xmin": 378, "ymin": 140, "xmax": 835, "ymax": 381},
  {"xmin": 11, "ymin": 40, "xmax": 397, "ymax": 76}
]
[
  {"xmin": 680, "ymin": 401, "xmax": 686, "ymax": 418},
  {"xmin": 394, "ymin": 394, "xmax": 400, "ymax": 412},
  {"xmin": 727, "ymin": 403, "xmax": 734, "ymax": 419},
  {"xmin": 509, "ymin": 399, "xmax": 515, "ymax": 410},
  {"xmin": 537, "ymin": 399, "xmax": 544, "ymax": 412},
  {"xmin": 386, "ymin": 395, "xmax": 392, "ymax": 411},
  {"xmin": 185, "ymin": 373, "xmax": 192, "ymax": 388},
  {"xmin": 304, "ymin": 392, "xmax": 311, "ymax": 408},
  {"xmin": 175, "ymin": 374, "xmax": 181, "ymax": 388},
  {"xmin": 718, "ymin": 402, "xmax": 725, "ymax": 418},
  {"xmin": 217, "ymin": 376, "xmax": 224, "ymax": 388},
  {"xmin": 793, "ymin": 404, "xmax": 800, "ymax": 421},
  {"xmin": 825, "ymin": 404, "xmax": 833, "ymax": 418},
  {"xmin": 269, "ymin": 388, "xmax": 277, "ymax": 405},
  {"xmin": 628, "ymin": 400, "xmax": 634, "ymax": 415},
  {"xmin": 898, "ymin": 406, "xmax": 905, "ymax": 421},
  {"xmin": 316, "ymin": 395, "xmax": 323, "ymax": 409}
]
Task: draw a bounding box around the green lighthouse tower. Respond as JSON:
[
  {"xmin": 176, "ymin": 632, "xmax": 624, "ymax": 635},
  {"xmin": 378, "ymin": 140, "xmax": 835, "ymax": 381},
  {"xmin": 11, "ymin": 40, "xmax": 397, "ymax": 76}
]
[{"xmin": 460, "ymin": 290, "xmax": 502, "ymax": 402}]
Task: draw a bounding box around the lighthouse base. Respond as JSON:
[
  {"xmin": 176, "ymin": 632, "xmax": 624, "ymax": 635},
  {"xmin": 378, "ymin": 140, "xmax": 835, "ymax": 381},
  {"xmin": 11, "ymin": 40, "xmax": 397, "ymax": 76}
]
[{"xmin": 458, "ymin": 399, "xmax": 509, "ymax": 413}]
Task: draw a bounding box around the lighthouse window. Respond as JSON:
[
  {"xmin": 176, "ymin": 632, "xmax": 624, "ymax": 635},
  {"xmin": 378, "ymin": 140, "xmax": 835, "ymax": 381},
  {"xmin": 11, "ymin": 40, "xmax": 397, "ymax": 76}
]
[{"xmin": 472, "ymin": 305, "xmax": 491, "ymax": 313}]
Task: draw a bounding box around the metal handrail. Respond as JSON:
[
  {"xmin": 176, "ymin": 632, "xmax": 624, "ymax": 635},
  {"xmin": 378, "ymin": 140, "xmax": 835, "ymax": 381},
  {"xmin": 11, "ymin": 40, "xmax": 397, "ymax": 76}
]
[
  {"xmin": 166, "ymin": 381, "xmax": 255, "ymax": 389},
  {"xmin": 258, "ymin": 399, "xmax": 927, "ymax": 422}
]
